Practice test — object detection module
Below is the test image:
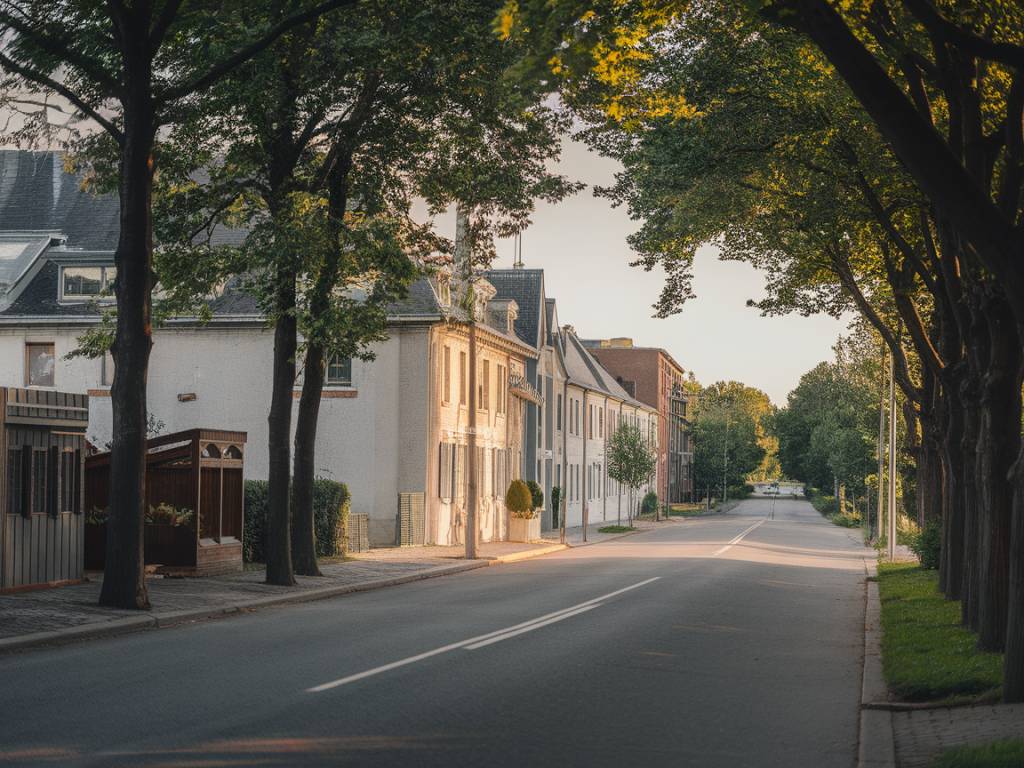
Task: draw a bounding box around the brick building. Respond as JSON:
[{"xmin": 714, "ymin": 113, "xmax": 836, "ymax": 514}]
[{"xmin": 583, "ymin": 339, "xmax": 694, "ymax": 504}]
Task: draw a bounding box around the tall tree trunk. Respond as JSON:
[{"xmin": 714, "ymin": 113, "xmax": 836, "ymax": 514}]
[
  {"xmin": 940, "ymin": 386, "xmax": 966, "ymax": 599},
  {"xmin": 1006, "ymin": 445, "xmax": 1024, "ymax": 702},
  {"xmin": 960, "ymin": 377, "xmax": 982, "ymax": 630},
  {"xmin": 977, "ymin": 302, "xmax": 1022, "ymax": 651},
  {"xmin": 99, "ymin": 46, "xmax": 155, "ymax": 610},
  {"xmin": 266, "ymin": 261, "xmax": 297, "ymax": 586},
  {"xmin": 291, "ymin": 156, "xmax": 352, "ymax": 576}
]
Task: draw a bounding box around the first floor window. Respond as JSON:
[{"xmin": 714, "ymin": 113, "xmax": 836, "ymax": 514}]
[
  {"xmin": 326, "ymin": 354, "xmax": 352, "ymax": 386},
  {"xmin": 31, "ymin": 450, "xmax": 47, "ymax": 514},
  {"xmin": 25, "ymin": 342, "xmax": 55, "ymax": 387}
]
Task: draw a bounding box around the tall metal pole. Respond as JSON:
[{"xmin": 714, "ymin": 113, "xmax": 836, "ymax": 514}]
[
  {"xmin": 888, "ymin": 344, "xmax": 898, "ymax": 560},
  {"xmin": 457, "ymin": 206, "xmax": 477, "ymax": 560},
  {"xmin": 876, "ymin": 344, "xmax": 887, "ymax": 543},
  {"xmin": 722, "ymin": 416, "xmax": 730, "ymax": 503}
]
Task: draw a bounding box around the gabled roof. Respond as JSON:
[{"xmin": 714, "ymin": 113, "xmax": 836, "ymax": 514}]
[
  {"xmin": 483, "ymin": 268, "xmax": 545, "ymax": 349},
  {"xmin": 561, "ymin": 327, "xmax": 652, "ymax": 410}
]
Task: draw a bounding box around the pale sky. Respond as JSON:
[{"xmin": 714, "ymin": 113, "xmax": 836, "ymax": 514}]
[{"xmin": 424, "ymin": 137, "xmax": 851, "ymax": 406}]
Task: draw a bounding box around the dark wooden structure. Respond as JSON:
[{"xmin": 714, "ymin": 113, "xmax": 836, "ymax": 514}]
[
  {"xmin": 0, "ymin": 388, "xmax": 88, "ymax": 592},
  {"xmin": 85, "ymin": 428, "xmax": 246, "ymax": 576}
]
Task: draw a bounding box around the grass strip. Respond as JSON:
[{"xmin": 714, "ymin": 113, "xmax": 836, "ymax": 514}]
[
  {"xmin": 932, "ymin": 740, "xmax": 1024, "ymax": 768},
  {"xmin": 878, "ymin": 561, "xmax": 1002, "ymax": 702}
]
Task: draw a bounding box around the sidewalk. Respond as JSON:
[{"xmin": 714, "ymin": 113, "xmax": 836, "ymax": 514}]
[
  {"xmin": 541, "ymin": 516, "xmax": 681, "ymax": 547},
  {"xmin": 892, "ymin": 704, "xmax": 1024, "ymax": 768},
  {"xmin": 0, "ymin": 539, "xmax": 565, "ymax": 652}
]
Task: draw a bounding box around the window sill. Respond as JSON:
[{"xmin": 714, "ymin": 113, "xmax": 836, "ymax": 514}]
[{"xmin": 293, "ymin": 389, "xmax": 358, "ymax": 399}]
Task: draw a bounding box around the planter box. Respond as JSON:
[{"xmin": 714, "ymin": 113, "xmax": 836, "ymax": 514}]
[
  {"xmin": 84, "ymin": 523, "xmax": 106, "ymax": 571},
  {"xmin": 508, "ymin": 515, "xmax": 541, "ymax": 543},
  {"xmin": 145, "ymin": 523, "xmax": 195, "ymax": 567}
]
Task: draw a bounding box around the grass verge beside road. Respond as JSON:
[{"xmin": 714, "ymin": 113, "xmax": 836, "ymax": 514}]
[
  {"xmin": 932, "ymin": 740, "xmax": 1024, "ymax": 768},
  {"xmin": 597, "ymin": 525, "xmax": 636, "ymax": 534},
  {"xmin": 878, "ymin": 562, "xmax": 1003, "ymax": 702}
]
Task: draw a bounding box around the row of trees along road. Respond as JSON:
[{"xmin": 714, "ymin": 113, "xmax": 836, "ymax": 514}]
[
  {"xmin": 0, "ymin": 1, "xmax": 576, "ymax": 604},
  {"xmin": 502, "ymin": 0, "xmax": 1024, "ymax": 701},
  {"xmin": 690, "ymin": 381, "xmax": 773, "ymax": 502},
  {"xmin": 776, "ymin": 327, "xmax": 907, "ymax": 524}
]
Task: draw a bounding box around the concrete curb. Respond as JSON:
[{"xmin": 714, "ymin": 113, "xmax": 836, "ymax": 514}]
[
  {"xmin": 0, "ymin": 560, "xmax": 491, "ymax": 652},
  {"xmin": 485, "ymin": 543, "xmax": 568, "ymax": 562},
  {"xmin": 859, "ymin": 557, "xmax": 896, "ymax": 768}
]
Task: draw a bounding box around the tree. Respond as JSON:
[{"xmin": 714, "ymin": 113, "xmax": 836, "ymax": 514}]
[
  {"xmin": 691, "ymin": 383, "xmax": 766, "ymax": 502},
  {"xmin": 0, "ymin": 0, "xmax": 360, "ymax": 608},
  {"xmin": 607, "ymin": 422, "xmax": 657, "ymax": 524}
]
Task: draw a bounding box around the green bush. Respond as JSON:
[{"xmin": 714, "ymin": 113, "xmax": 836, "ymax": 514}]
[
  {"xmin": 505, "ymin": 479, "xmax": 534, "ymax": 518},
  {"xmin": 728, "ymin": 484, "xmax": 754, "ymax": 500},
  {"xmin": 641, "ymin": 491, "xmax": 659, "ymax": 515},
  {"xmin": 551, "ymin": 486, "xmax": 562, "ymax": 515},
  {"xmin": 243, "ymin": 478, "xmax": 350, "ymax": 563},
  {"xmin": 525, "ymin": 479, "xmax": 544, "ymax": 510},
  {"xmin": 909, "ymin": 519, "xmax": 942, "ymax": 570}
]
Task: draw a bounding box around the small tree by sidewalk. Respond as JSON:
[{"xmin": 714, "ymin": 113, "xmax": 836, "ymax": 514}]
[{"xmin": 607, "ymin": 424, "xmax": 657, "ymax": 526}]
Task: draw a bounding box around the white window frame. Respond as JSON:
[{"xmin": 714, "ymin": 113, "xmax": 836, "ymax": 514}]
[
  {"xmin": 59, "ymin": 265, "xmax": 117, "ymax": 303},
  {"xmin": 325, "ymin": 354, "xmax": 353, "ymax": 387}
]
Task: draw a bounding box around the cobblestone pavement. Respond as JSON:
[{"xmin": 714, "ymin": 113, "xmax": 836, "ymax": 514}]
[
  {"xmin": 0, "ymin": 556, "xmax": 458, "ymax": 640},
  {"xmin": 893, "ymin": 704, "xmax": 1024, "ymax": 767}
]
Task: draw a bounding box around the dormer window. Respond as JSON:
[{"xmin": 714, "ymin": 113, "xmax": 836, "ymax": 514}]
[
  {"xmin": 437, "ymin": 276, "xmax": 451, "ymax": 307},
  {"xmin": 60, "ymin": 266, "xmax": 116, "ymax": 301}
]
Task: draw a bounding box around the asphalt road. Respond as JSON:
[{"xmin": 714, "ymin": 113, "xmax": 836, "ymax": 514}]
[{"xmin": 0, "ymin": 497, "xmax": 869, "ymax": 767}]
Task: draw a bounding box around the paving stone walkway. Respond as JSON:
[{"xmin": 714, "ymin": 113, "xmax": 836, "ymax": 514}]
[
  {"xmin": 893, "ymin": 703, "xmax": 1024, "ymax": 767},
  {"xmin": 0, "ymin": 556, "xmax": 451, "ymax": 640}
]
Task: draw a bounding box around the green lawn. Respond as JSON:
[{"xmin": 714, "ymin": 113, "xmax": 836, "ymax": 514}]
[
  {"xmin": 878, "ymin": 562, "xmax": 1003, "ymax": 702},
  {"xmin": 932, "ymin": 740, "xmax": 1024, "ymax": 768},
  {"xmin": 670, "ymin": 503, "xmax": 713, "ymax": 516},
  {"xmin": 597, "ymin": 525, "xmax": 636, "ymax": 534}
]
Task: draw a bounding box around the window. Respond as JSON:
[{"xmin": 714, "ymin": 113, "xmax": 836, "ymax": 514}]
[
  {"xmin": 61, "ymin": 265, "xmax": 116, "ymax": 300},
  {"xmin": 496, "ymin": 364, "xmax": 506, "ymax": 414},
  {"xmin": 599, "ymin": 408, "xmax": 604, "ymax": 438},
  {"xmin": 588, "ymin": 404, "xmax": 594, "ymax": 439},
  {"xmin": 25, "ymin": 343, "xmax": 55, "ymax": 387},
  {"xmin": 459, "ymin": 351, "xmax": 467, "ymax": 405},
  {"xmin": 60, "ymin": 450, "xmax": 79, "ymax": 514},
  {"xmin": 443, "ymin": 346, "xmax": 451, "ymax": 404},
  {"xmin": 326, "ymin": 355, "xmax": 352, "ymax": 386},
  {"xmin": 556, "ymin": 394, "xmax": 563, "ymax": 431},
  {"xmin": 480, "ymin": 359, "xmax": 490, "ymax": 411},
  {"xmin": 101, "ymin": 350, "xmax": 115, "ymax": 387}
]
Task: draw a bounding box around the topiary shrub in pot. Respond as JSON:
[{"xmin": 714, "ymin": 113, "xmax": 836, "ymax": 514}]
[
  {"xmin": 507, "ymin": 479, "xmax": 540, "ymax": 542},
  {"xmin": 525, "ymin": 480, "xmax": 544, "ymax": 512}
]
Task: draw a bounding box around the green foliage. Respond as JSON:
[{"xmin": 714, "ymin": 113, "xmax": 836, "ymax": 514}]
[
  {"xmin": 598, "ymin": 525, "xmax": 636, "ymax": 534},
  {"xmin": 145, "ymin": 504, "xmax": 195, "ymax": 528},
  {"xmin": 932, "ymin": 740, "xmax": 1024, "ymax": 768},
  {"xmin": 692, "ymin": 382, "xmax": 769, "ymax": 497},
  {"xmin": 728, "ymin": 484, "xmax": 755, "ymax": 500},
  {"xmin": 551, "ymin": 486, "xmax": 562, "ymax": 515},
  {"xmin": 505, "ymin": 479, "xmax": 534, "ymax": 518},
  {"xmin": 910, "ymin": 520, "xmax": 942, "ymax": 571},
  {"xmin": 243, "ymin": 479, "xmax": 350, "ymax": 563},
  {"xmin": 640, "ymin": 491, "xmax": 659, "ymax": 515},
  {"xmin": 525, "ymin": 480, "xmax": 544, "ymax": 510},
  {"xmin": 607, "ymin": 423, "xmax": 657, "ymax": 493},
  {"xmin": 877, "ymin": 562, "xmax": 1003, "ymax": 702}
]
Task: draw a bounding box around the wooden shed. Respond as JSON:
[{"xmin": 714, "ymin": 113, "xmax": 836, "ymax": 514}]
[
  {"xmin": 85, "ymin": 428, "xmax": 246, "ymax": 576},
  {"xmin": 0, "ymin": 388, "xmax": 88, "ymax": 592}
]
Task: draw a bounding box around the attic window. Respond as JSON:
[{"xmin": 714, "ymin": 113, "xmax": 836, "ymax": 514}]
[
  {"xmin": 437, "ymin": 277, "xmax": 451, "ymax": 307},
  {"xmin": 61, "ymin": 266, "xmax": 116, "ymax": 301}
]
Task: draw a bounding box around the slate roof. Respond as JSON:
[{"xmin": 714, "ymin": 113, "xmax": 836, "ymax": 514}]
[
  {"xmin": 0, "ymin": 151, "xmax": 119, "ymax": 250},
  {"xmin": 562, "ymin": 328, "xmax": 650, "ymax": 409},
  {"xmin": 483, "ymin": 268, "xmax": 544, "ymax": 348}
]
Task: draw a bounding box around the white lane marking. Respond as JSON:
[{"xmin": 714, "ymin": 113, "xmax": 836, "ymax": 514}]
[
  {"xmin": 712, "ymin": 519, "xmax": 765, "ymax": 557},
  {"xmin": 465, "ymin": 604, "xmax": 601, "ymax": 649},
  {"xmin": 307, "ymin": 577, "xmax": 661, "ymax": 693}
]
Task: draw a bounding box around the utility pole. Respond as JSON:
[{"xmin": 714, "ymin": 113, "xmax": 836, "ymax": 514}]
[
  {"xmin": 887, "ymin": 342, "xmax": 897, "ymax": 561},
  {"xmin": 457, "ymin": 206, "xmax": 478, "ymax": 560},
  {"xmin": 876, "ymin": 343, "xmax": 886, "ymax": 543},
  {"xmin": 722, "ymin": 415, "xmax": 730, "ymax": 503}
]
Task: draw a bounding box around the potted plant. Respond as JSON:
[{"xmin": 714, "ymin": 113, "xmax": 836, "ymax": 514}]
[{"xmin": 506, "ymin": 479, "xmax": 540, "ymax": 542}]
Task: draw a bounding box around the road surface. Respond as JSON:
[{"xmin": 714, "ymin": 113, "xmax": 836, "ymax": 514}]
[{"xmin": 0, "ymin": 497, "xmax": 868, "ymax": 767}]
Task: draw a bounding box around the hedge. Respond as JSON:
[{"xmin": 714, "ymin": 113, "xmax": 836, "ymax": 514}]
[{"xmin": 243, "ymin": 478, "xmax": 351, "ymax": 563}]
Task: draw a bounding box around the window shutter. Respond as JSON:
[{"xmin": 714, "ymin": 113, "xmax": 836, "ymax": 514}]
[
  {"xmin": 47, "ymin": 446, "xmax": 59, "ymax": 517},
  {"xmin": 72, "ymin": 449, "xmax": 82, "ymax": 514},
  {"xmin": 19, "ymin": 446, "xmax": 31, "ymax": 519}
]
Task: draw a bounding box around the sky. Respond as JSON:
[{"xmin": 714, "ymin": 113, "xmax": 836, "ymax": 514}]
[{"xmin": 421, "ymin": 137, "xmax": 851, "ymax": 406}]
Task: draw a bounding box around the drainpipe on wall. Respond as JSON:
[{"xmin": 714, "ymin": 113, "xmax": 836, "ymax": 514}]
[
  {"xmin": 560, "ymin": 376, "xmax": 568, "ymax": 545},
  {"xmin": 582, "ymin": 388, "xmax": 588, "ymax": 543}
]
